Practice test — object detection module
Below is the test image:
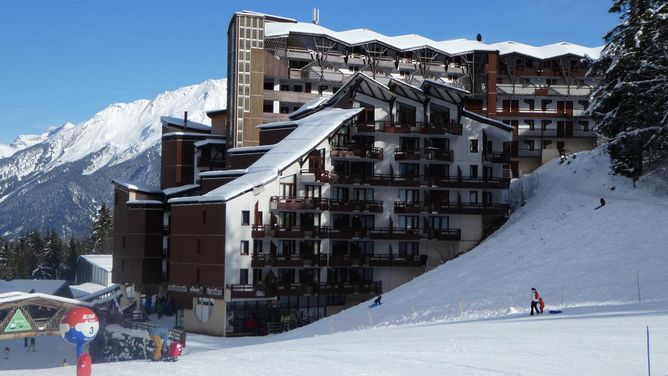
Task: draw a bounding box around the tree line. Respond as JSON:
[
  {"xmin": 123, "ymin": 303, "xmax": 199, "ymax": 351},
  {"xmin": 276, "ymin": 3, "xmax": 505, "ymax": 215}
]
[
  {"xmin": 0, "ymin": 203, "xmax": 113, "ymax": 283},
  {"xmin": 590, "ymin": 0, "xmax": 667, "ymax": 177}
]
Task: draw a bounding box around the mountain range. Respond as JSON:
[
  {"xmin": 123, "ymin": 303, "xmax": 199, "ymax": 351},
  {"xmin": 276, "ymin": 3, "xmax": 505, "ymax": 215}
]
[{"xmin": 0, "ymin": 79, "xmax": 227, "ymax": 238}]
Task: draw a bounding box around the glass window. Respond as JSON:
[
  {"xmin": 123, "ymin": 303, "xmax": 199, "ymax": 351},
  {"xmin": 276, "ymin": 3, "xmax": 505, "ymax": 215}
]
[
  {"xmin": 398, "ymin": 215, "xmax": 419, "ymax": 229},
  {"xmin": 469, "ymin": 139, "xmax": 479, "ymax": 153},
  {"xmin": 470, "ymin": 191, "xmax": 479, "ymax": 204},
  {"xmin": 240, "ymin": 240, "xmax": 249, "ymax": 255},
  {"xmin": 242, "ymin": 211, "xmax": 250, "ymax": 225}
]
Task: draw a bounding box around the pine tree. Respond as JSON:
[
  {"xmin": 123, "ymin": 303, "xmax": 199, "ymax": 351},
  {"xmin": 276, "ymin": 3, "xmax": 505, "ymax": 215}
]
[
  {"xmin": 589, "ymin": 0, "xmax": 668, "ymax": 176},
  {"xmin": 88, "ymin": 203, "xmax": 113, "ymax": 254}
]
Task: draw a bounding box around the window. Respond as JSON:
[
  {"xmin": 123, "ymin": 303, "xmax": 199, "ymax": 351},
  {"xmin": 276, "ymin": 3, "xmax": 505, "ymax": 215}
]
[
  {"xmin": 524, "ymin": 99, "xmax": 535, "ymax": 111},
  {"xmin": 399, "ymin": 163, "xmax": 419, "ymax": 178},
  {"xmin": 122, "ymin": 236, "xmax": 126, "ymax": 249},
  {"xmin": 526, "ymin": 120, "xmax": 535, "ymax": 131},
  {"xmin": 429, "ymin": 216, "xmax": 449, "ymax": 230},
  {"xmin": 240, "ymin": 240, "xmax": 249, "ymax": 255},
  {"xmin": 470, "ymin": 191, "xmax": 479, "ymax": 204},
  {"xmin": 305, "ymin": 83, "xmax": 312, "ymax": 93},
  {"xmin": 242, "ymin": 211, "xmax": 250, "ymax": 225},
  {"xmin": 352, "ymin": 241, "xmax": 374, "ymax": 256},
  {"xmin": 253, "ymin": 269, "xmax": 263, "ymax": 284},
  {"xmin": 398, "ymin": 189, "xmax": 419, "ymax": 202},
  {"xmin": 292, "ymin": 85, "xmax": 302, "ymax": 92},
  {"xmin": 527, "ymin": 140, "xmax": 535, "ymax": 151},
  {"xmin": 196, "ymin": 268, "xmax": 200, "ymax": 283},
  {"xmin": 398, "ymin": 242, "xmax": 419, "ymax": 258},
  {"xmin": 279, "ymin": 105, "xmax": 290, "ymax": 114},
  {"xmin": 470, "ymin": 165, "xmax": 478, "ymax": 178},
  {"xmin": 331, "ymin": 187, "xmax": 349, "ymax": 201},
  {"xmin": 121, "ymin": 258, "xmax": 125, "ymax": 271},
  {"xmin": 280, "ymin": 84, "xmax": 289, "ymax": 91},
  {"xmin": 541, "ymin": 100, "xmax": 551, "ymax": 112},
  {"xmin": 579, "ymin": 120, "xmax": 589, "ymax": 132},
  {"xmin": 253, "ymin": 240, "xmax": 263, "ymax": 254},
  {"xmin": 398, "ymin": 215, "xmax": 419, "ymax": 229},
  {"xmin": 197, "ymin": 239, "xmax": 201, "ymax": 255},
  {"xmin": 202, "ymin": 210, "xmax": 207, "ymax": 225},
  {"xmin": 240, "ymin": 269, "xmax": 249, "ymax": 285},
  {"xmin": 353, "ymin": 188, "xmax": 374, "ymax": 201},
  {"xmin": 264, "ymin": 80, "xmax": 274, "ymax": 90},
  {"xmin": 263, "ymin": 101, "xmax": 273, "ymax": 113},
  {"xmin": 469, "ymin": 139, "xmax": 479, "ymax": 153}
]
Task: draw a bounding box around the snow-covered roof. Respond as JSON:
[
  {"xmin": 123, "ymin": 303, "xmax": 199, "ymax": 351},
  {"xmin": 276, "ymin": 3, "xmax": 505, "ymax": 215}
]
[
  {"xmin": 194, "ymin": 138, "xmax": 226, "ymax": 148},
  {"xmin": 289, "ymin": 97, "xmax": 329, "ymax": 119},
  {"xmin": 0, "ymin": 292, "xmax": 92, "ymax": 307},
  {"xmin": 256, "ymin": 120, "xmax": 298, "ymax": 130},
  {"xmin": 462, "ymin": 109, "xmax": 513, "ymax": 132},
  {"xmin": 163, "ymin": 184, "xmax": 200, "ymax": 196},
  {"xmin": 265, "ymin": 21, "xmax": 602, "ymax": 59},
  {"xmin": 199, "ymin": 169, "xmax": 247, "ymax": 178},
  {"xmin": 489, "ymin": 41, "xmax": 603, "ymax": 60},
  {"xmin": 160, "ymin": 116, "xmax": 211, "ymax": 132},
  {"xmin": 0, "ymin": 280, "xmax": 69, "ymax": 295},
  {"xmin": 80, "ymin": 254, "xmax": 113, "ymax": 272},
  {"xmin": 228, "ymin": 145, "xmax": 275, "ymax": 154},
  {"xmin": 126, "ymin": 199, "xmax": 164, "ymax": 206},
  {"xmin": 206, "ymin": 109, "xmax": 227, "ymax": 117},
  {"xmin": 162, "ymin": 131, "xmax": 213, "ymax": 138},
  {"xmin": 70, "ymin": 283, "xmax": 107, "ymax": 298},
  {"xmin": 112, "ymin": 179, "xmax": 163, "ymax": 195},
  {"xmin": 170, "ymin": 107, "xmax": 362, "ymax": 204},
  {"xmin": 239, "ymin": 10, "xmax": 296, "ymax": 22}
]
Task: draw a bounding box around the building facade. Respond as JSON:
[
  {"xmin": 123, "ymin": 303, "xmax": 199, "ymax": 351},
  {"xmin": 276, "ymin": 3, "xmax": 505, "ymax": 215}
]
[
  {"xmin": 226, "ymin": 11, "xmax": 601, "ymax": 175},
  {"xmin": 112, "ymin": 10, "xmax": 602, "ymax": 336}
]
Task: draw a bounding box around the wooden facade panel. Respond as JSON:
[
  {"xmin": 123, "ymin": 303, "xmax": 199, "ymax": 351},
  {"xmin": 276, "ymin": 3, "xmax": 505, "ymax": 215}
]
[
  {"xmin": 263, "ymin": 49, "xmax": 288, "ymax": 77},
  {"xmin": 171, "ymin": 203, "xmax": 226, "ymax": 235},
  {"xmin": 169, "ymin": 263, "xmax": 225, "ymax": 287},
  {"xmin": 259, "ymin": 128, "xmax": 295, "ymax": 146},
  {"xmin": 170, "ymin": 235, "xmax": 225, "ymax": 264},
  {"xmin": 128, "ymin": 208, "xmax": 163, "ymax": 234},
  {"xmin": 229, "ymin": 153, "xmax": 265, "ymax": 169},
  {"xmin": 161, "ymin": 138, "xmax": 197, "ymax": 188},
  {"xmin": 201, "ymin": 177, "xmax": 236, "ymax": 194},
  {"xmin": 112, "ymin": 257, "xmax": 161, "ymax": 285}
]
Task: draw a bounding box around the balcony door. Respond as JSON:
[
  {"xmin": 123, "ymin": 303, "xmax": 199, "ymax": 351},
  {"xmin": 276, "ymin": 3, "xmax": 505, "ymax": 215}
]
[{"xmin": 396, "ymin": 102, "xmax": 416, "ymax": 126}]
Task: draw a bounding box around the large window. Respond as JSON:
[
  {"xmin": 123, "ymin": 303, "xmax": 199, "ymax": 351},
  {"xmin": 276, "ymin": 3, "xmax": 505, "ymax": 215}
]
[
  {"xmin": 240, "ymin": 240, "xmax": 249, "ymax": 255},
  {"xmin": 352, "ymin": 188, "xmax": 374, "ymax": 201},
  {"xmin": 398, "ymin": 215, "xmax": 419, "ymax": 229},
  {"xmin": 429, "ymin": 216, "xmax": 449, "ymax": 230},
  {"xmin": 398, "ymin": 189, "xmax": 419, "ymax": 202},
  {"xmin": 469, "ymin": 139, "xmax": 479, "ymax": 153},
  {"xmin": 398, "ymin": 242, "xmax": 419, "ymax": 258}
]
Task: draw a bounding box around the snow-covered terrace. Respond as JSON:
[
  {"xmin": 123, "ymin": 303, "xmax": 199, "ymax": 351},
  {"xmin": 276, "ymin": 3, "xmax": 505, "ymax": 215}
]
[{"xmin": 265, "ymin": 20, "xmax": 602, "ymax": 59}]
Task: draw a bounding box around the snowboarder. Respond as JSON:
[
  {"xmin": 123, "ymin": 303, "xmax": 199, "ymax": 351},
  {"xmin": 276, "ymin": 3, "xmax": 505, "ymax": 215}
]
[
  {"xmin": 595, "ymin": 197, "xmax": 606, "ymax": 210},
  {"xmin": 530, "ymin": 288, "xmax": 541, "ymax": 316},
  {"xmin": 369, "ymin": 295, "xmax": 382, "ymax": 309}
]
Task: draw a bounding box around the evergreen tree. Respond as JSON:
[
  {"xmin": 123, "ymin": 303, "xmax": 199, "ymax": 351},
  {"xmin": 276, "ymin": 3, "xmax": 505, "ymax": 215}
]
[
  {"xmin": 64, "ymin": 236, "xmax": 85, "ymax": 283},
  {"xmin": 88, "ymin": 203, "xmax": 113, "ymax": 254},
  {"xmin": 589, "ymin": 0, "xmax": 668, "ymax": 176}
]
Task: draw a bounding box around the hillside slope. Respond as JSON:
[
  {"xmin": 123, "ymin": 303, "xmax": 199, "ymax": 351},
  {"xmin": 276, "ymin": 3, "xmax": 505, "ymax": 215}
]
[
  {"xmin": 0, "ymin": 79, "xmax": 226, "ymax": 237},
  {"xmin": 288, "ymin": 147, "xmax": 668, "ymax": 336}
]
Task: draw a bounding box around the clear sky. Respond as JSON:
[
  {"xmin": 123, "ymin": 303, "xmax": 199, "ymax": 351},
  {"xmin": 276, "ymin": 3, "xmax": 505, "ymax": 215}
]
[{"xmin": 0, "ymin": 0, "xmax": 619, "ymax": 144}]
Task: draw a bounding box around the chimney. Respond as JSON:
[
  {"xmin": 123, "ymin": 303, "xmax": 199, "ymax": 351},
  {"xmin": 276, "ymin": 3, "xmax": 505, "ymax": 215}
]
[
  {"xmin": 184, "ymin": 111, "xmax": 188, "ymax": 130},
  {"xmin": 312, "ymin": 8, "xmax": 320, "ymax": 25}
]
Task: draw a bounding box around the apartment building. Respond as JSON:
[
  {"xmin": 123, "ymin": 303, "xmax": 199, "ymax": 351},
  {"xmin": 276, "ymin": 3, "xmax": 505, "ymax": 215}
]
[{"xmin": 226, "ymin": 11, "xmax": 601, "ymax": 175}]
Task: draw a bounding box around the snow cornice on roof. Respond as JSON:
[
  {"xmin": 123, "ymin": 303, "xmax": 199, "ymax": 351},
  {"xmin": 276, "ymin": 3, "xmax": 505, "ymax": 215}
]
[
  {"xmin": 264, "ymin": 20, "xmax": 602, "ymax": 60},
  {"xmin": 160, "ymin": 116, "xmax": 211, "ymax": 133},
  {"xmin": 112, "ymin": 179, "xmax": 163, "ymax": 195}
]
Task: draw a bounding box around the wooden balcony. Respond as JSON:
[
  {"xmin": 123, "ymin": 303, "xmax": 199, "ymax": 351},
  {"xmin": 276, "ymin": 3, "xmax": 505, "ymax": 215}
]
[
  {"xmin": 426, "ymin": 228, "xmax": 461, "ymax": 241},
  {"xmin": 394, "ymin": 148, "xmax": 453, "ymax": 162},
  {"xmin": 482, "ymin": 152, "xmax": 510, "ymax": 163},
  {"xmin": 426, "ymin": 202, "xmax": 509, "ymax": 216},
  {"xmin": 367, "ymin": 254, "xmax": 427, "ymax": 267},
  {"xmin": 329, "ymin": 200, "xmax": 383, "ymax": 213},
  {"xmin": 424, "ymin": 175, "xmax": 510, "ymax": 189},
  {"xmin": 331, "ymin": 146, "xmax": 383, "ymax": 160},
  {"xmin": 229, "ymin": 280, "xmax": 381, "ymax": 300},
  {"xmin": 328, "ymin": 254, "xmax": 364, "ymax": 267},
  {"xmin": 319, "ymin": 281, "xmax": 382, "ymax": 295},
  {"xmin": 393, "ymin": 201, "xmax": 422, "ymax": 214},
  {"xmin": 356, "ymin": 120, "xmax": 462, "ymax": 136},
  {"xmin": 368, "ymin": 227, "xmax": 422, "ymax": 240},
  {"xmin": 270, "ymin": 196, "xmax": 329, "ymax": 211}
]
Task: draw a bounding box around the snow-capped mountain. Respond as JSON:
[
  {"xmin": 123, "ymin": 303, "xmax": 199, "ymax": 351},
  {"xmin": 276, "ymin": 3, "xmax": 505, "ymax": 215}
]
[{"xmin": 0, "ymin": 79, "xmax": 227, "ymax": 238}]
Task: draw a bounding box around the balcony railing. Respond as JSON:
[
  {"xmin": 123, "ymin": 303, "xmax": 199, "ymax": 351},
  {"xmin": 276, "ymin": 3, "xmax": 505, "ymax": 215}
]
[
  {"xmin": 270, "ymin": 196, "xmax": 329, "ymax": 211},
  {"xmin": 367, "ymin": 254, "xmax": 427, "ymax": 267},
  {"xmin": 329, "ymin": 199, "xmax": 383, "ymax": 212},
  {"xmin": 394, "ymin": 148, "xmax": 453, "ymax": 162},
  {"xmin": 426, "ymin": 202, "xmax": 510, "ymax": 215},
  {"xmin": 482, "ymin": 152, "xmax": 510, "ymax": 163},
  {"xmin": 355, "ymin": 120, "xmax": 462, "ymax": 136},
  {"xmin": 332, "ymin": 174, "xmax": 510, "ymax": 189},
  {"xmin": 228, "ymin": 281, "xmax": 382, "ymax": 299},
  {"xmin": 331, "ymin": 145, "xmax": 383, "ymax": 160},
  {"xmin": 426, "ymin": 228, "xmax": 462, "ymax": 241},
  {"xmin": 393, "ymin": 201, "xmax": 422, "ymax": 213}
]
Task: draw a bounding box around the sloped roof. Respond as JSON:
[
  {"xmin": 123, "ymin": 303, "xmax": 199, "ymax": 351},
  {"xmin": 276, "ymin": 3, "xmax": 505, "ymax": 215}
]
[
  {"xmin": 160, "ymin": 116, "xmax": 211, "ymax": 132},
  {"xmin": 170, "ymin": 107, "xmax": 362, "ymax": 204},
  {"xmin": 265, "ymin": 21, "xmax": 602, "ymax": 59},
  {"xmin": 112, "ymin": 179, "xmax": 163, "ymax": 195},
  {"xmin": 81, "ymin": 255, "xmax": 113, "ymax": 272}
]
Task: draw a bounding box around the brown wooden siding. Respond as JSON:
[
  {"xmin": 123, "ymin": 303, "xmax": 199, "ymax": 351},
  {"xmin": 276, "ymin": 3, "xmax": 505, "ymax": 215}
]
[
  {"xmin": 169, "ymin": 203, "xmax": 226, "ymax": 288},
  {"xmin": 229, "ymin": 153, "xmax": 266, "ymax": 169},
  {"xmin": 259, "ymin": 127, "xmax": 296, "ymax": 145}
]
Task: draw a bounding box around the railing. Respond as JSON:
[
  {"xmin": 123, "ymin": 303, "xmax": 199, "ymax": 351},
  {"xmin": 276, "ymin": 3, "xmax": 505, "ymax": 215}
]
[
  {"xmin": 482, "ymin": 152, "xmax": 510, "ymax": 163},
  {"xmin": 368, "ymin": 227, "xmax": 422, "ymax": 240},
  {"xmin": 331, "ymin": 145, "xmax": 383, "ymax": 160},
  {"xmin": 393, "ymin": 201, "xmax": 422, "ymax": 213},
  {"xmin": 329, "ymin": 199, "xmax": 383, "ymax": 212},
  {"xmin": 367, "ymin": 254, "xmax": 427, "ymax": 267},
  {"xmin": 394, "ymin": 148, "xmax": 453, "ymax": 162},
  {"xmin": 355, "ymin": 120, "xmax": 462, "ymax": 136},
  {"xmin": 229, "ymin": 281, "xmax": 382, "ymax": 299},
  {"xmin": 270, "ymin": 196, "xmax": 329, "ymax": 211},
  {"xmin": 332, "ymin": 174, "xmax": 509, "ymax": 189},
  {"xmin": 426, "ymin": 202, "xmax": 509, "ymax": 215},
  {"xmin": 425, "ymin": 228, "xmax": 462, "ymax": 241}
]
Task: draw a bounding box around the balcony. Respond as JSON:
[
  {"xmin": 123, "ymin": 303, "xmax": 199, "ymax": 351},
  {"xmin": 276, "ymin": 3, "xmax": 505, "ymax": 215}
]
[
  {"xmin": 517, "ymin": 128, "xmax": 597, "ymax": 139},
  {"xmin": 368, "ymin": 227, "xmax": 422, "ymax": 240},
  {"xmin": 319, "ymin": 281, "xmax": 382, "ymax": 295},
  {"xmin": 229, "ymin": 280, "xmax": 381, "ymax": 299},
  {"xmin": 426, "ymin": 202, "xmax": 509, "ymax": 216},
  {"xmin": 252, "ymin": 252, "xmax": 328, "ymax": 268},
  {"xmin": 393, "ymin": 201, "xmax": 422, "ymax": 214},
  {"xmin": 426, "ymin": 228, "xmax": 462, "ymax": 241},
  {"xmin": 329, "ymin": 200, "xmax": 383, "ymax": 213},
  {"xmin": 367, "ymin": 254, "xmax": 427, "ymax": 267},
  {"xmin": 252, "ymin": 225, "xmax": 328, "ymax": 239},
  {"xmin": 270, "ymin": 196, "xmax": 329, "ymax": 211},
  {"xmin": 355, "ymin": 120, "xmax": 462, "ymax": 136},
  {"xmin": 328, "ymin": 254, "xmax": 365, "ymax": 267},
  {"xmin": 394, "ymin": 148, "xmax": 453, "ymax": 162},
  {"xmin": 331, "ymin": 145, "xmax": 383, "ymax": 160},
  {"xmin": 424, "ymin": 175, "xmax": 511, "ymax": 189},
  {"xmin": 482, "ymin": 152, "xmax": 510, "ymax": 163}
]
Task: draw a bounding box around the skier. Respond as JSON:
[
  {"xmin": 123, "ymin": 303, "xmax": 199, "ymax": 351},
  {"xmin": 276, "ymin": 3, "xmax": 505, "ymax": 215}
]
[
  {"xmin": 595, "ymin": 197, "xmax": 606, "ymax": 210},
  {"xmin": 530, "ymin": 288, "xmax": 541, "ymax": 316}
]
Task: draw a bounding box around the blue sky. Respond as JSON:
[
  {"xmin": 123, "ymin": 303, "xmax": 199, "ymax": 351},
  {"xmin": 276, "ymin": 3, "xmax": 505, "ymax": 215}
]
[{"xmin": 0, "ymin": 0, "xmax": 618, "ymax": 144}]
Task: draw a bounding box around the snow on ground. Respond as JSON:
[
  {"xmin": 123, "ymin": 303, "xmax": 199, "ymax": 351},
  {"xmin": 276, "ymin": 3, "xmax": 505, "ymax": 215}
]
[{"xmin": 2, "ymin": 148, "xmax": 668, "ymax": 375}]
